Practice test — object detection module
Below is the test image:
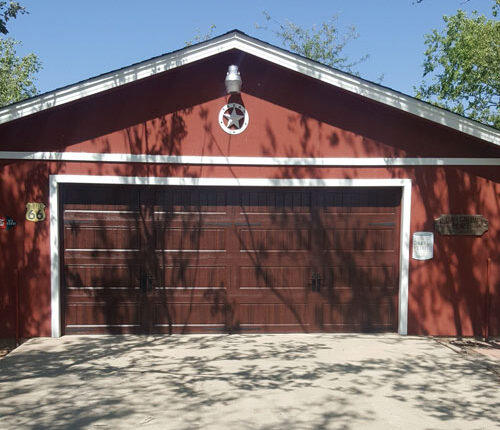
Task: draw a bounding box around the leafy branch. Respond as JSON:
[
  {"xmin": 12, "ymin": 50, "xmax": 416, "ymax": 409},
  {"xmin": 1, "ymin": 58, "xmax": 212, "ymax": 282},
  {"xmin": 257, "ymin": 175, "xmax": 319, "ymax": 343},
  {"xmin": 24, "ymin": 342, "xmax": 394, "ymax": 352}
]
[
  {"xmin": 0, "ymin": 1, "xmax": 26, "ymax": 35},
  {"xmin": 415, "ymin": 6, "xmax": 500, "ymax": 128},
  {"xmin": 257, "ymin": 12, "xmax": 369, "ymax": 76}
]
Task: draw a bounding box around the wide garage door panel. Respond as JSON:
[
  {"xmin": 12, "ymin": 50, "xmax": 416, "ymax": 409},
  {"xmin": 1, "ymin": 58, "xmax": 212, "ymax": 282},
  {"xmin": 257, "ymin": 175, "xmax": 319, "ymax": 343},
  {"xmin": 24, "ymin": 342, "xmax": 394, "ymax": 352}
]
[
  {"xmin": 318, "ymin": 301, "xmax": 396, "ymax": 330},
  {"xmin": 238, "ymin": 265, "xmax": 309, "ymax": 289},
  {"xmin": 64, "ymin": 264, "xmax": 140, "ymax": 288},
  {"xmin": 61, "ymin": 185, "xmax": 400, "ymax": 334},
  {"xmin": 157, "ymin": 228, "xmax": 226, "ymax": 250},
  {"xmin": 239, "ymin": 303, "xmax": 309, "ymax": 326},
  {"xmin": 153, "ymin": 302, "xmax": 229, "ymax": 325},
  {"xmin": 65, "ymin": 303, "xmax": 142, "ymax": 334},
  {"xmin": 161, "ymin": 266, "xmax": 227, "ymax": 288}
]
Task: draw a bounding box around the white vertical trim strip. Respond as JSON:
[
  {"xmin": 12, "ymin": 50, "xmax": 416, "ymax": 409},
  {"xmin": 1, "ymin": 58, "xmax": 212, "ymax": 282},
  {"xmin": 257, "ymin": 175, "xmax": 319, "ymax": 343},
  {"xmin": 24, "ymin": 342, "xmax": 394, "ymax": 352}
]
[
  {"xmin": 49, "ymin": 175, "xmax": 61, "ymax": 338},
  {"xmin": 49, "ymin": 175, "xmax": 411, "ymax": 337},
  {"xmin": 398, "ymin": 180, "xmax": 412, "ymax": 335}
]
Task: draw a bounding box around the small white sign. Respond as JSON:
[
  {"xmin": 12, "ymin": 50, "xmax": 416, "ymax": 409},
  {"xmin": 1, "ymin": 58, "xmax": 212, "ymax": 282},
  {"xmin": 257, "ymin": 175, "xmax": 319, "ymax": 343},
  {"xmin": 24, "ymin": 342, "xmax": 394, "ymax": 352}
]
[{"xmin": 412, "ymin": 232, "xmax": 434, "ymax": 260}]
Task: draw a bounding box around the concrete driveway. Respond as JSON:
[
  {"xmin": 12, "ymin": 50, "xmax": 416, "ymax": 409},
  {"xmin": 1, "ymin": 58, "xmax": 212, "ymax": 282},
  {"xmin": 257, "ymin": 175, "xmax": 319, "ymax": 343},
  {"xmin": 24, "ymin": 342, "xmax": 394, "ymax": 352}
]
[{"xmin": 0, "ymin": 334, "xmax": 499, "ymax": 429}]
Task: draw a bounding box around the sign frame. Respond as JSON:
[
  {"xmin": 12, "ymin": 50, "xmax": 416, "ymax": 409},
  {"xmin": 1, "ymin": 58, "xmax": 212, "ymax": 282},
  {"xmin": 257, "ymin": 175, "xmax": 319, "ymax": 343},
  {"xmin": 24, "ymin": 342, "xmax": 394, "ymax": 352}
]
[{"xmin": 434, "ymin": 214, "xmax": 488, "ymax": 236}]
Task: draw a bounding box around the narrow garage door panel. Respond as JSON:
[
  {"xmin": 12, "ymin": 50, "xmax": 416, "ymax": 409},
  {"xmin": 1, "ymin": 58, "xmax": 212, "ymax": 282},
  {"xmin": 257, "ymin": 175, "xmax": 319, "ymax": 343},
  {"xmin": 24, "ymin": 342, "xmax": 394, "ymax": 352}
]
[
  {"xmin": 63, "ymin": 188, "xmax": 143, "ymax": 333},
  {"xmin": 61, "ymin": 185, "xmax": 400, "ymax": 334},
  {"xmin": 314, "ymin": 188, "xmax": 400, "ymax": 332}
]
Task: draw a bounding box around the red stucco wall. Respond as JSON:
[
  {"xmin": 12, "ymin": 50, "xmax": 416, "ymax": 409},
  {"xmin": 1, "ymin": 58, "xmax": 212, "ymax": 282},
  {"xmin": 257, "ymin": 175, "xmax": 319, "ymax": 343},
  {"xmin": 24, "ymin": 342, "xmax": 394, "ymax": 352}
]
[{"xmin": 0, "ymin": 51, "xmax": 498, "ymax": 337}]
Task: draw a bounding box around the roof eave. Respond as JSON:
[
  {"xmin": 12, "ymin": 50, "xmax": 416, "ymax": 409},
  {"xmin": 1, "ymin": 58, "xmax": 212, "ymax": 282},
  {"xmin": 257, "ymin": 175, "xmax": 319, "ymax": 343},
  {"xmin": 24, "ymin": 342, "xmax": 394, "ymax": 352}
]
[{"xmin": 0, "ymin": 30, "xmax": 498, "ymax": 146}]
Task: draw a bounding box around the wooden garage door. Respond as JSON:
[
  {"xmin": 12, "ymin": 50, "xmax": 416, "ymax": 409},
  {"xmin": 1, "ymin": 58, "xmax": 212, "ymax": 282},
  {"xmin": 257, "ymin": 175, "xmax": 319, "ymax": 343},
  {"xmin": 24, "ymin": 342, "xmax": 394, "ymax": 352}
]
[{"xmin": 62, "ymin": 185, "xmax": 400, "ymax": 334}]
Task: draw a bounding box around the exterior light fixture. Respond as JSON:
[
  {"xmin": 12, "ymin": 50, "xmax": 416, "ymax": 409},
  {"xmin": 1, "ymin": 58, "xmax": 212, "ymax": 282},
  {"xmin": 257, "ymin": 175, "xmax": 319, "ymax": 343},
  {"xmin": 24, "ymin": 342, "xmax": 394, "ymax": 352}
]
[{"xmin": 225, "ymin": 65, "xmax": 242, "ymax": 94}]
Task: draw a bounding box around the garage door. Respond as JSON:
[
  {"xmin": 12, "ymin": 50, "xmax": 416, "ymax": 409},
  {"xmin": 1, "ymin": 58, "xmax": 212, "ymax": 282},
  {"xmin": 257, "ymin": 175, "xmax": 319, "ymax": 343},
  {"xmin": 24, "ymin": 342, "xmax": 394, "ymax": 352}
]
[{"xmin": 62, "ymin": 184, "xmax": 401, "ymax": 334}]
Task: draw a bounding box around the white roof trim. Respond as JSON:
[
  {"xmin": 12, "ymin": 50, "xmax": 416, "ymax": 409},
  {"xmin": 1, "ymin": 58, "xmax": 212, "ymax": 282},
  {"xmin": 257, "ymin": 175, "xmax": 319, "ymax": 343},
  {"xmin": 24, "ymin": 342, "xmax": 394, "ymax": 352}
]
[{"xmin": 1, "ymin": 31, "xmax": 499, "ymax": 146}]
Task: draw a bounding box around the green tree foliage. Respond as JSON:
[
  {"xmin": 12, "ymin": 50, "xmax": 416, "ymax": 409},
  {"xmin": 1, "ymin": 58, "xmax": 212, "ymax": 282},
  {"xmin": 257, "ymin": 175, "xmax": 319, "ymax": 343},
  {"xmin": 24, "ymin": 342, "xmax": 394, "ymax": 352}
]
[
  {"xmin": 415, "ymin": 5, "xmax": 500, "ymax": 128},
  {"xmin": 0, "ymin": 1, "xmax": 25, "ymax": 35},
  {"xmin": 0, "ymin": 1, "xmax": 41, "ymax": 107},
  {"xmin": 0, "ymin": 38, "xmax": 41, "ymax": 106},
  {"xmin": 258, "ymin": 12, "xmax": 369, "ymax": 76}
]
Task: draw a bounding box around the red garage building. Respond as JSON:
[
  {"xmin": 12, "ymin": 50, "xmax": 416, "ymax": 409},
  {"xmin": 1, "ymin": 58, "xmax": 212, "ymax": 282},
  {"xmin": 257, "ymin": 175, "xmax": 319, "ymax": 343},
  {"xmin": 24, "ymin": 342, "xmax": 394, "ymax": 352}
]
[{"xmin": 0, "ymin": 31, "xmax": 498, "ymax": 339}]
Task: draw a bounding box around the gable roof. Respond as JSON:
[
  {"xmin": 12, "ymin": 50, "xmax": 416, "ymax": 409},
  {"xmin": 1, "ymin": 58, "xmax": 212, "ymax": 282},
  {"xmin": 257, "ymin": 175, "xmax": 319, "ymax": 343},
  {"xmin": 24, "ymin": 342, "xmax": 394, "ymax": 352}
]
[{"xmin": 0, "ymin": 30, "xmax": 498, "ymax": 146}]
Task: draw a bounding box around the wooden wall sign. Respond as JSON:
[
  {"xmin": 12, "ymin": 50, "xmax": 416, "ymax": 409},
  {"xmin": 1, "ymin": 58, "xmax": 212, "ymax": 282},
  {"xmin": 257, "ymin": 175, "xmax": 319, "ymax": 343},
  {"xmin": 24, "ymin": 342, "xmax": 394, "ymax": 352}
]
[
  {"xmin": 434, "ymin": 214, "xmax": 488, "ymax": 236},
  {"xmin": 26, "ymin": 202, "xmax": 46, "ymax": 222}
]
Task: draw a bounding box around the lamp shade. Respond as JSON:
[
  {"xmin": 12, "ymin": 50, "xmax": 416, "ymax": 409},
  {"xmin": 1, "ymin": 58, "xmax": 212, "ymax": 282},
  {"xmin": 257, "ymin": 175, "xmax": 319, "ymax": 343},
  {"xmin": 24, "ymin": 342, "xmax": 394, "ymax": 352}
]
[{"xmin": 225, "ymin": 65, "xmax": 242, "ymax": 94}]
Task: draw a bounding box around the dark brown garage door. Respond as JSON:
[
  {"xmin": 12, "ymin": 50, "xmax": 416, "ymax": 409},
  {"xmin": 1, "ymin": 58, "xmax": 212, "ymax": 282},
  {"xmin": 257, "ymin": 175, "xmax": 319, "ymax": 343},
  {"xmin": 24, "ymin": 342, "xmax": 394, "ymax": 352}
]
[{"xmin": 62, "ymin": 184, "xmax": 401, "ymax": 334}]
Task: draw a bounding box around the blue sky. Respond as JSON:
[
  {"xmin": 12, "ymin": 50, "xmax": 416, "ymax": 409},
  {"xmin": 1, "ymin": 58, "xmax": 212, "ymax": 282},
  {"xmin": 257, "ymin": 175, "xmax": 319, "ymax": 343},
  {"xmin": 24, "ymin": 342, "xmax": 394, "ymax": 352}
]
[{"xmin": 7, "ymin": 0, "xmax": 496, "ymax": 97}]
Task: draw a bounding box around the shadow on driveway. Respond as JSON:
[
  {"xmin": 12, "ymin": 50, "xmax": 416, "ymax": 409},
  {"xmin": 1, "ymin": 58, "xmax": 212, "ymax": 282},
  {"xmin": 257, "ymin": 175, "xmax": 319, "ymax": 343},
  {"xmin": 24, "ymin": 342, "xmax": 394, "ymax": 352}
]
[{"xmin": 0, "ymin": 334, "xmax": 499, "ymax": 429}]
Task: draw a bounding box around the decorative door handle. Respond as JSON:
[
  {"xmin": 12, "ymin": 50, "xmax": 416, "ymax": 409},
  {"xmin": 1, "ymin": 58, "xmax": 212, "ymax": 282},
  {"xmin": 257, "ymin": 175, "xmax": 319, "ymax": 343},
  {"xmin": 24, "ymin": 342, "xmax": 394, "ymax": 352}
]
[
  {"xmin": 140, "ymin": 272, "xmax": 153, "ymax": 292},
  {"xmin": 311, "ymin": 272, "xmax": 321, "ymax": 292},
  {"xmin": 140, "ymin": 271, "xmax": 147, "ymax": 292}
]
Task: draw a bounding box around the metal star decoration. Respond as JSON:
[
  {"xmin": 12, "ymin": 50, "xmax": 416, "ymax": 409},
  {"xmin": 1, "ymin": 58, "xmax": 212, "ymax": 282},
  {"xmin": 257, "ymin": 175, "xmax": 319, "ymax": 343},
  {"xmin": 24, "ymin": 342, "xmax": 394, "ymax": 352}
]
[
  {"xmin": 218, "ymin": 103, "xmax": 249, "ymax": 135},
  {"xmin": 223, "ymin": 108, "xmax": 244, "ymax": 129}
]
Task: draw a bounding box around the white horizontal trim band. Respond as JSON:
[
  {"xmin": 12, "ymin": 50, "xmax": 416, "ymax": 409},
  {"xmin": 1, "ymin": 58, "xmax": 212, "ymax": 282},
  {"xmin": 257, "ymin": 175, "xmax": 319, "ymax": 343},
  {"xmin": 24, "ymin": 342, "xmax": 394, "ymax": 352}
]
[
  {"xmin": 156, "ymin": 324, "xmax": 226, "ymax": 327},
  {"xmin": 156, "ymin": 211, "xmax": 226, "ymax": 215},
  {"xmin": 157, "ymin": 250, "xmax": 226, "ymax": 253},
  {"xmin": 67, "ymin": 324, "xmax": 140, "ymax": 328},
  {"xmin": 65, "ymin": 249, "xmax": 140, "ymax": 252},
  {"xmin": 68, "ymin": 287, "xmax": 223, "ymax": 290},
  {"xmin": 51, "ymin": 175, "xmax": 411, "ymax": 187},
  {"xmin": 159, "ymin": 287, "xmax": 226, "ymax": 290},
  {"xmin": 2, "ymin": 151, "xmax": 499, "ymax": 166},
  {"xmin": 64, "ymin": 226, "xmax": 137, "ymax": 229},
  {"xmin": 65, "ymin": 210, "xmax": 140, "ymax": 214},
  {"xmin": 68, "ymin": 287, "xmax": 138, "ymax": 290},
  {"xmin": 239, "ymin": 287, "xmax": 303, "ymax": 289},
  {"xmin": 240, "ymin": 324, "xmax": 310, "ymax": 326},
  {"xmin": 66, "ymin": 265, "xmax": 131, "ymax": 267}
]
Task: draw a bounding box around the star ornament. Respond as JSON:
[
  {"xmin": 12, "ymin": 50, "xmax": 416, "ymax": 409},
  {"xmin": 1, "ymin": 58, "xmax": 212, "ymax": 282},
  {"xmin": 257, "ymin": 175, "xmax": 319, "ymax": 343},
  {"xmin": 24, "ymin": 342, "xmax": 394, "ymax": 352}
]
[
  {"xmin": 218, "ymin": 103, "xmax": 249, "ymax": 135},
  {"xmin": 224, "ymin": 108, "xmax": 244, "ymax": 128}
]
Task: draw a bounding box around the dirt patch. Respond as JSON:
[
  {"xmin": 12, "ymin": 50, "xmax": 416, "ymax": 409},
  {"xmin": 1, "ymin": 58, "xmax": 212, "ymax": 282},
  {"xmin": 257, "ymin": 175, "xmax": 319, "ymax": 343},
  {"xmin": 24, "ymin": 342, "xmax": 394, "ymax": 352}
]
[
  {"xmin": 435, "ymin": 337, "xmax": 500, "ymax": 379},
  {"xmin": 0, "ymin": 340, "xmax": 17, "ymax": 359}
]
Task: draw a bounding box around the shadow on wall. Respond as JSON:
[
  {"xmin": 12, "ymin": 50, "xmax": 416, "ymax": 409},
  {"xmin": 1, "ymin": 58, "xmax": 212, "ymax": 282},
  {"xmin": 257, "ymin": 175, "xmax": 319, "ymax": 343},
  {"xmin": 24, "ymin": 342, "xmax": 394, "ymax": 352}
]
[
  {"xmin": 62, "ymin": 90, "xmax": 401, "ymax": 336},
  {"xmin": 258, "ymin": 111, "xmax": 499, "ymax": 336},
  {"xmin": 0, "ymin": 159, "xmax": 53, "ymax": 338},
  {"xmin": 1, "ymin": 55, "xmax": 499, "ymax": 337},
  {"xmin": 407, "ymin": 166, "xmax": 500, "ymax": 336},
  {"xmin": 244, "ymin": 60, "xmax": 500, "ymax": 336}
]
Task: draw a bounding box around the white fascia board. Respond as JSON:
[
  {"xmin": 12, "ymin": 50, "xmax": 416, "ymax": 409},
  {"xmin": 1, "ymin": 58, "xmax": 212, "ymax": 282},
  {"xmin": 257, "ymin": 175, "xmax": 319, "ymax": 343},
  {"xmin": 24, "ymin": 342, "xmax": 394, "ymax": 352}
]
[
  {"xmin": 1, "ymin": 151, "xmax": 499, "ymax": 166},
  {"xmin": 0, "ymin": 35, "xmax": 236, "ymax": 124},
  {"xmin": 231, "ymin": 34, "xmax": 500, "ymax": 146},
  {"xmin": 1, "ymin": 31, "xmax": 499, "ymax": 146}
]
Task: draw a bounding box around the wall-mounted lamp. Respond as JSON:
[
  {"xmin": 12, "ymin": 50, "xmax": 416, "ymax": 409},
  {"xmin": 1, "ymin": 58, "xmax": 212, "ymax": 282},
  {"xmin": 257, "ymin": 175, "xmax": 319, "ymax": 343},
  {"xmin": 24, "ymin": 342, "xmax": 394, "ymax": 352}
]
[{"xmin": 225, "ymin": 65, "xmax": 242, "ymax": 94}]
